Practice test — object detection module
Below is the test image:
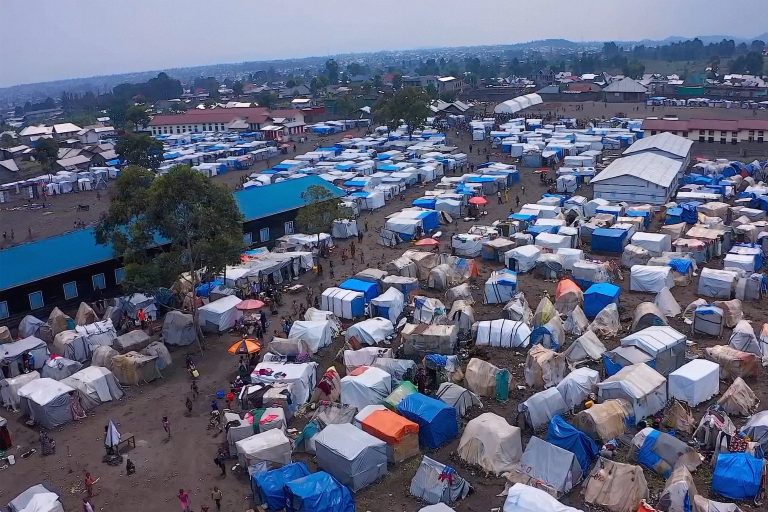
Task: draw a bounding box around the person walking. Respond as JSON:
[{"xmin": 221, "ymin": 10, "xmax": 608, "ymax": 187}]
[
  {"xmin": 496, "ymin": 191, "xmax": 503, "ymax": 204},
  {"xmin": 364, "ymin": 219, "xmax": 369, "ymax": 232},
  {"xmin": 178, "ymin": 489, "xmax": 191, "ymax": 512},
  {"xmin": 259, "ymin": 310, "xmax": 267, "ymax": 333},
  {"xmin": 162, "ymin": 416, "xmax": 171, "ymax": 439},
  {"xmin": 357, "ymin": 229, "xmax": 363, "ymax": 243},
  {"xmin": 515, "ymin": 195, "xmax": 520, "ymax": 207},
  {"xmin": 211, "ymin": 487, "xmax": 223, "ymax": 511},
  {"xmin": 213, "ymin": 454, "xmax": 226, "ymax": 476},
  {"xmin": 84, "ymin": 472, "xmax": 97, "ymax": 497},
  {"xmin": 350, "ymin": 241, "xmax": 356, "ymax": 259}
]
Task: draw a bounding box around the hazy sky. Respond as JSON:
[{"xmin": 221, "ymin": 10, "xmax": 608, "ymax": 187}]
[{"xmin": 2, "ymin": 0, "xmax": 767, "ymax": 87}]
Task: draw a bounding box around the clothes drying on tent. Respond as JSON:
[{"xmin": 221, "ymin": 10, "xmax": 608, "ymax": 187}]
[{"xmin": 410, "ymin": 456, "xmax": 471, "ymax": 505}]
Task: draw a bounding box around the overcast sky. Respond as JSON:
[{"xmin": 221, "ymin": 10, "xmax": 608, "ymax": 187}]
[{"xmin": 2, "ymin": 0, "xmax": 767, "ymax": 87}]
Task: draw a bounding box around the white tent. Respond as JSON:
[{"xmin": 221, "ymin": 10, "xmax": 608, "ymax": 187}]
[
  {"xmin": 730, "ymin": 320, "xmax": 766, "ymax": 356},
  {"xmin": 630, "ymin": 265, "xmax": 675, "ymax": 292},
  {"xmin": 505, "ymin": 245, "xmax": 541, "ymax": 272},
  {"xmin": 17, "ymin": 378, "xmax": 76, "ymax": 429},
  {"xmin": 562, "ymin": 331, "xmax": 606, "ymax": 367},
  {"xmin": 598, "ymin": 364, "xmax": 667, "ymax": 423},
  {"xmin": 340, "ymin": 366, "xmax": 392, "ymax": 410},
  {"xmin": 511, "ymin": 436, "xmax": 583, "ymax": 496},
  {"xmin": 518, "ymin": 387, "xmax": 567, "ymax": 430},
  {"xmin": 457, "ymin": 413, "xmax": 522, "ymax": 475},
  {"xmin": 620, "ymin": 326, "xmax": 686, "ymax": 376},
  {"xmin": 536, "ymin": 233, "xmax": 572, "ymax": 251},
  {"xmin": 304, "ymin": 308, "xmax": 342, "ymax": 335},
  {"xmin": 668, "ymin": 359, "xmax": 720, "ymax": 407},
  {"xmin": 61, "ymin": 366, "xmax": 124, "ymax": 410},
  {"xmin": 321, "ymin": 287, "xmax": 365, "ymax": 319},
  {"xmin": 235, "ymin": 429, "xmax": 292, "ymax": 470},
  {"xmin": 655, "ymin": 287, "xmax": 682, "ymax": 317},
  {"xmin": 331, "ymin": 219, "xmax": 359, "ymax": 238},
  {"xmin": 345, "ymin": 317, "xmax": 394, "ymax": 346},
  {"xmin": 503, "ymin": 483, "xmax": 582, "ymax": 512},
  {"xmin": 475, "ymin": 319, "xmax": 531, "ymax": 348},
  {"xmin": 250, "ymin": 361, "xmax": 318, "ymax": 407},
  {"xmin": 314, "ymin": 423, "xmax": 388, "ymax": 492},
  {"xmin": 485, "ymin": 270, "xmax": 518, "ymax": 304},
  {"xmin": 630, "ymin": 232, "xmax": 672, "ymax": 256},
  {"xmin": 289, "ymin": 320, "xmax": 333, "ymax": 353},
  {"xmin": 162, "ymin": 311, "xmax": 196, "ymax": 346},
  {"xmin": 1, "ymin": 336, "xmax": 49, "ymax": 376},
  {"xmin": 413, "ymin": 296, "xmax": 447, "ymax": 324},
  {"xmin": 0, "ymin": 370, "xmax": 40, "ymax": 410},
  {"xmin": 8, "ymin": 485, "xmax": 64, "ymax": 512},
  {"xmin": 197, "ymin": 295, "xmax": 243, "ymax": 332},
  {"xmin": 344, "ymin": 347, "xmax": 393, "ymax": 372},
  {"xmin": 370, "ymin": 288, "xmax": 405, "ymax": 323},
  {"xmin": 698, "ymin": 268, "xmax": 738, "ymax": 299},
  {"xmin": 556, "ymin": 368, "xmax": 600, "ymax": 409},
  {"xmin": 435, "ymin": 382, "xmax": 482, "ymax": 417}
]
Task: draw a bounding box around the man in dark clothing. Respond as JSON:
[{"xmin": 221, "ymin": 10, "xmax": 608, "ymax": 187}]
[{"xmin": 214, "ymin": 455, "xmax": 226, "ymax": 476}]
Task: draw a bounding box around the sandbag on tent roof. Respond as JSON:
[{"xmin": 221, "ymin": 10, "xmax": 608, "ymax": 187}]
[
  {"xmin": 435, "ymin": 382, "xmax": 481, "ymax": 417},
  {"xmin": 458, "ymin": 412, "xmax": 522, "ymax": 475},
  {"xmin": 629, "ymin": 427, "xmax": 701, "ymax": 477},
  {"xmin": 162, "ymin": 311, "xmax": 196, "ymax": 346},
  {"xmin": 75, "ymin": 302, "xmax": 98, "ymax": 326},
  {"xmin": 729, "ymin": 320, "xmax": 766, "ymax": 356},
  {"xmin": 588, "ymin": 303, "xmax": 620, "ymax": 338},
  {"xmin": 712, "ymin": 452, "xmax": 765, "ymax": 501},
  {"xmin": 0, "ymin": 371, "xmax": 39, "ymax": 411},
  {"xmin": 114, "ymin": 329, "xmax": 151, "ymax": 353},
  {"xmin": 401, "ymin": 323, "xmax": 457, "ymax": 357},
  {"xmin": 572, "ymin": 399, "xmax": 632, "ymax": 442},
  {"xmin": 284, "ymin": 470, "xmax": 355, "ymax": 512},
  {"xmin": 340, "ymin": 366, "xmax": 392, "ymax": 411},
  {"xmin": 631, "ymin": 302, "xmax": 668, "ymax": 332},
  {"xmin": 505, "ymin": 245, "xmax": 541, "ymax": 272},
  {"xmin": 62, "ymin": 366, "xmax": 123, "ymax": 410},
  {"xmin": 506, "ymin": 436, "xmax": 582, "ymax": 497},
  {"xmin": 668, "ymin": 359, "xmax": 720, "ymax": 407},
  {"xmin": 290, "ymin": 320, "xmax": 333, "ymax": 352},
  {"xmin": 503, "ymin": 293, "xmax": 533, "ymax": 324},
  {"xmin": 410, "ymin": 455, "xmax": 471, "ymax": 505},
  {"xmin": 546, "ymin": 415, "xmax": 598, "ymax": 474},
  {"xmin": 398, "ymin": 393, "xmax": 459, "ymax": 449},
  {"xmin": 524, "ymin": 345, "xmax": 566, "ymax": 389},
  {"xmin": 583, "ymin": 283, "xmax": 621, "ymax": 319},
  {"xmin": 583, "ymin": 458, "xmax": 649, "ymax": 512},
  {"xmin": 474, "ymin": 319, "xmax": 530, "ymax": 348},
  {"xmin": 518, "ymin": 387, "xmax": 568, "ymax": 430},
  {"xmin": 655, "ymin": 287, "xmax": 681, "ymax": 317},
  {"xmin": 503, "ymin": 483, "xmax": 583, "ymax": 512},
  {"xmin": 370, "ymin": 288, "xmax": 405, "ymax": 323},
  {"xmin": 717, "ymin": 377, "xmax": 758, "ymax": 416},
  {"xmin": 18, "ymin": 315, "xmax": 53, "ymax": 344},
  {"xmin": 40, "ymin": 356, "xmax": 82, "ymax": 381},
  {"xmin": 620, "ymin": 326, "xmax": 687, "ymax": 376},
  {"xmin": 740, "ymin": 410, "xmax": 768, "ymax": 451},
  {"xmin": 315, "ymin": 423, "xmax": 388, "ymax": 492},
  {"xmin": 8, "ymin": 484, "xmax": 64, "ymax": 512},
  {"xmin": 704, "ymin": 345, "xmax": 759, "ymax": 379},
  {"xmin": 413, "ymin": 296, "xmax": 447, "ymax": 324},
  {"xmin": 563, "ymin": 330, "xmax": 606, "ymax": 367},
  {"xmin": 597, "ymin": 364, "xmax": 667, "ymax": 424},
  {"xmin": 556, "ymin": 368, "xmax": 599, "ymax": 409},
  {"xmin": 554, "ymin": 279, "xmax": 583, "ymax": 315},
  {"xmin": 252, "ymin": 461, "xmax": 312, "ymax": 511},
  {"xmin": 17, "ymin": 377, "xmax": 77, "ymax": 429}
]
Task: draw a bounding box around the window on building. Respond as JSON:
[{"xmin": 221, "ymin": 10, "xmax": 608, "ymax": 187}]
[
  {"xmin": 115, "ymin": 267, "xmax": 126, "ymax": 285},
  {"xmin": 63, "ymin": 281, "xmax": 78, "ymax": 300},
  {"xmin": 28, "ymin": 291, "xmax": 44, "ymax": 310},
  {"xmin": 92, "ymin": 273, "xmax": 106, "ymax": 290},
  {"xmin": 0, "ymin": 301, "xmax": 8, "ymax": 320},
  {"xmin": 259, "ymin": 227, "xmax": 270, "ymax": 243},
  {"xmin": 682, "ymin": 132, "xmax": 689, "ymax": 138},
  {"xmin": 651, "ymin": 131, "xmax": 657, "ymax": 135},
  {"xmin": 284, "ymin": 221, "xmax": 295, "ymax": 235},
  {"xmin": 243, "ymin": 232, "xmax": 253, "ymax": 245}
]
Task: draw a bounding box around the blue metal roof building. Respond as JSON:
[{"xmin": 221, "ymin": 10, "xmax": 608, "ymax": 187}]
[{"xmin": 234, "ymin": 175, "xmax": 344, "ymax": 222}]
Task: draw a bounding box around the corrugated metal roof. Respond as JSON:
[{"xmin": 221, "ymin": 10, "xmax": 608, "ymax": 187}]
[
  {"xmin": 234, "ymin": 175, "xmax": 344, "ymax": 222},
  {"xmin": 591, "ymin": 153, "xmax": 683, "ymax": 188},
  {"xmin": 603, "ymin": 77, "xmax": 648, "ymax": 93},
  {"xmin": 622, "ymin": 132, "xmax": 692, "ymax": 159}
]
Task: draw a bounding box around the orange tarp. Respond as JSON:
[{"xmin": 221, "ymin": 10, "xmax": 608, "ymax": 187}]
[
  {"xmin": 556, "ymin": 278, "xmax": 582, "ymax": 299},
  {"xmin": 361, "ymin": 409, "xmax": 419, "ymax": 444}
]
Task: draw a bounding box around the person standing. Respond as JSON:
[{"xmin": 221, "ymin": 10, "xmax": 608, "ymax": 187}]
[
  {"xmin": 178, "ymin": 489, "xmax": 191, "ymax": 512},
  {"xmin": 211, "ymin": 487, "xmax": 223, "ymax": 511},
  {"xmin": 497, "ymin": 191, "xmax": 503, "ymax": 204},
  {"xmin": 259, "ymin": 310, "xmax": 267, "ymax": 333},
  {"xmin": 84, "ymin": 472, "xmax": 96, "ymax": 497},
  {"xmin": 213, "ymin": 454, "xmax": 226, "ymax": 476},
  {"xmin": 350, "ymin": 241, "xmax": 356, "ymax": 259},
  {"xmin": 162, "ymin": 416, "xmax": 171, "ymax": 439},
  {"xmin": 357, "ymin": 229, "xmax": 363, "ymax": 243}
]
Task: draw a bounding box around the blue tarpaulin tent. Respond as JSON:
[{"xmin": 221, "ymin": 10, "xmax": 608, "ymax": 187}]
[
  {"xmin": 509, "ymin": 213, "xmax": 537, "ymax": 223},
  {"xmin": 626, "ymin": 210, "xmax": 651, "ymax": 228},
  {"xmin": 527, "ymin": 224, "xmax": 560, "ymax": 237},
  {"xmin": 253, "ymin": 462, "xmax": 311, "ymax": 511},
  {"xmin": 680, "ymin": 202, "xmax": 701, "ymax": 224},
  {"xmin": 284, "ymin": 471, "xmax": 355, "ymax": 512},
  {"xmin": 583, "ymin": 283, "xmax": 621, "ymax": 319},
  {"xmin": 712, "ymin": 453, "xmax": 765, "ymax": 501},
  {"xmin": 339, "ymin": 278, "xmax": 380, "ymax": 303},
  {"xmin": 412, "ymin": 197, "xmax": 436, "ymax": 209},
  {"xmin": 546, "ymin": 416, "xmax": 598, "ymax": 473},
  {"xmin": 665, "ymin": 207, "xmax": 683, "ymax": 225},
  {"xmin": 591, "ymin": 228, "xmax": 628, "ymax": 254},
  {"xmin": 397, "ymin": 393, "xmax": 458, "ymax": 449},
  {"xmin": 195, "ymin": 279, "xmax": 224, "ymax": 297}
]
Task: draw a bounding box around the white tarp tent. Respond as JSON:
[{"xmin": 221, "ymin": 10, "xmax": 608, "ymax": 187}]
[
  {"xmin": 341, "ymin": 366, "xmax": 392, "ymax": 410},
  {"xmin": 17, "ymin": 377, "xmax": 76, "ymax": 429},
  {"xmin": 598, "ymin": 364, "xmax": 667, "ymax": 423},
  {"xmin": 475, "ymin": 319, "xmax": 531, "ymax": 348},
  {"xmin": 668, "ymin": 359, "xmax": 720, "ymax": 407},
  {"xmin": 321, "ymin": 287, "xmax": 365, "ymax": 319},
  {"xmin": 370, "ymin": 288, "xmax": 405, "ymax": 323},
  {"xmin": 630, "ymin": 265, "xmax": 675, "ymax": 292},
  {"xmin": 197, "ymin": 295, "xmax": 242, "ymax": 332},
  {"xmin": 1, "ymin": 336, "xmax": 49, "ymax": 376},
  {"xmin": 250, "ymin": 362, "xmax": 318, "ymax": 407},
  {"xmin": 332, "ymin": 219, "xmax": 359, "ymax": 238},
  {"xmin": 518, "ymin": 388, "xmax": 567, "ymax": 430},
  {"xmin": 235, "ymin": 429, "xmax": 292, "ymax": 470},
  {"xmin": 556, "ymin": 368, "xmax": 600, "ymax": 409},
  {"xmin": 620, "ymin": 326, "xmax": 686, "ymax": 376},
  {"xmin": 562, "ymin": 331, "xmax": 607, "ymax": 367},
  {"xmin": 485, "ymin": 270, "xmax": 518, "ymax": 304},
  {"xmin": 344, "ymin": 347, "xmax": 393, "ymax": 372},
  {"xmin": 698, "ymin": 268, "xmax": 738, "ymax": 299},
  {"xmin": 289, "ymin": 320, "xmax": 333, "ymax": 353},
  {"xmin": 630, "ymin": 232, "xmax": 672, "ymax": 256},
  {"xmin": 505, "ymin": 245, "xmax": 541, "ymax": 272},
  {"xmin": 61, "ymin": 366, "xmax": 124, "ymax": 410},
  {"xmin": 0, "ymin": 370, "xmax": 40, "ymax": 410},
  {"xmin": 503, "ymin": 483, "xmax": 582, "ymax": 512},
  {"xmin": 510, "ymin": 436, "xmax": 583, "ymax": 496},
  {"xmin": 162, "ymin": 311, "xmax": 196, "ymax": 346},
  {"xmin": 314, "ymin": 423, "xmax": 388, "ymax": 492},
  {"xmin": 8, "ymin": 485, "xmax": 64, "ymax": 512},
  {"xmin": 345, "ymin": 317, "xmax": 394, "ymax": 346}
]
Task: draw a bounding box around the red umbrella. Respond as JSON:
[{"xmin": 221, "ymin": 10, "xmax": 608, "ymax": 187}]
[
  {"xmin": 414, "ymin": 238, "xmax": 440, "ymax": 247},
  {"xmin": 468, "ymin": 196, "xmax": 488, "ymax": 206},
  {"xmin": 236, "ymin": 299, "xmax": 265, "ymax": 311}
]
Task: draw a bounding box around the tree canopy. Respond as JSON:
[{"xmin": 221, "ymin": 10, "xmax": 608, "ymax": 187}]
[
  {"xmin": 125, "ymin": 105, "xmax": 151, "ymax": 131},
  {"xmin": 373, "ymin": 87, "xmax": 431, "ymax": 139},
  {"xmin": 113, "ymin": 72, "xmax": 183, "ymax": 103},
  {"xmin": 33, "ymin": 138, "xmax": 59, "ymax": 170},
  {"xmin": 116, "ymin": 133, "xmax": 164, "ymax": 169},
  {"xmin": 295, "ymin": 185, "xmax": 351, "ymax": 239}
]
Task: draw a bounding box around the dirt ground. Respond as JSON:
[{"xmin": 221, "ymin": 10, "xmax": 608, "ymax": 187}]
[{"xmin": 2, "ymin": 105, "xmax": 767, "ymax": 512}]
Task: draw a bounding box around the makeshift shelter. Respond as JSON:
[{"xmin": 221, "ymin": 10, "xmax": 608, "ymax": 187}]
[
  {"xmin": 503, "ymin": 483, "xmax": 582, "ymax": 512},
  {"xmin": 698, "ymin": 268, "xmax": 737, "ymax": 299},
  {"xmin": 583, "ymin": 283, "xmax": 621, "ymax": 319},
  {"xmin": 197, "ymin": 295, "xmax": 243, "ymax": 332},
  {"xmin": 620, "ymin": 326, "xmax": 687, "ymax": 375},
  {"xmin": 387, "ymin": 256, "xmax": 418, "ymax": 278},
  {"xmin": 235, "ymin": 429, "xmax": 292, "ymax": 471},
  {"xmin": 546, "ymin": 415, "xmax": 599, "ymax": 474},
  {"xmin": 18, "ymin": 315, "xmax": 53, "ymax": 343},
  {"xmin": 304, "ymin": 308, "xmax": 342, "ymax": 335},
  {"xmin": 583, "ymin": 458, "xmax": 649, "ymax": 512},
  {"xmin": 631, "ymin": 232, "xmax": 672, "ymax": 256},
  {"xmin": 397, "ymin": 393, "xmax": 458, "ymax": 449},
  {"xmin": 630, "ymin": 265, "xmax": 674, "ymax": 292},
  {"xmin": 8, "ymin": 485, "xmax": 64, "ymax": 512},
  {"xmin": 505, "ymin": 245, "xmax": 541, "ymax": 272},
  {"xmin": 503, "ymin": 293, "xmax": 533, "ymax": 324},
  {"xmin": 90, "ymin": 345, "xmax": 117, "ymax": 370},
  {"xmin": 448, "ymin": 300, "xmax": 475, "ymax": 334},
  {"xmin": 75, "ymin": 302, "xmax": 98, "ymax": 325},
  {"xmin": 556, "ymin": 367, "xmax": 599, "ymax": 409},
  {"xmin": 711, "ymin": 453, "xmax": 765, "ymax": 501},
  {"xmin": 0, "ymin": 370, "xmax": 39, "ymax": 411},
  {"xmin": 692, "ymin": 496, "xmax": 744, "ymax": 512},
  {"xmin": 252, "ymin": 462, "xmax": 312, "ymax": 511},
  {"xmin": 740, "ymin": 410, "xmax": 768, "ymax": 451},
  {"xmin": 729, "ymin": 320, "xmax": 765, "ymax": 356},
  {"xmin": 630, "ymin": 427, "xmax": 701, "ymax": 477},
  {"xmin": 668, "ymin": 359, "xmax": 720, "ymax": 406},
  {"xmin": 370, "ymin": 358, "xmax": 415, "ymax": 386},
  {"xmin": 370, "ymin": 288, "xmax": 405, "ymax": 323},
  {"xmin": 250, "ymin": 361, "xmax": 318, "ymax": 407},
  {"xmin": 114, "ymin": 329, "xmax": 151, "ymax": 353},
  {"xmin": 435, "ymin": 382, "xmax": 481, "ymax": 417},
  {"xmin": 573, "ymin": 399, "xmax": 632, "ymax": 442},
  {"xmin": 631, "ymin": 303, "xmax": 667, "ymax": 332},
  {"xmin": 692, "ymin": 305, "xmax": 725, "ymax": 337},
  {"xmin": 518, "ymin": 387, "xmax": 568, "ymax": 430},
  {"xmin": 40, "ymin": 356, "xmax": 82, "ymax": 381},
  {"xmin": 589, "ymin": 303, "xmax": 620, "ymax": 338},
  {"xmin": 718, "ymin": 377, "xmax": 758, "ymax": 416},
  {"xmin": 401, "ymin": 323, "xmax": 457, "ymax": 357},
  {"xmin": 655, "ymin": 287, "xmax": 682, "ymax": 317},
  {"xmin": 110, "ymin": 351, "xmax": 162, "ymax": 385},
  {"xmin": 458, "ymin": 413, "xmax": 522, "ymax": 474},
  {"xmin": 483, "ymin": 237, "xmax": 516, "ymax": 262},
  {"xmin": 484, "ymin": 270, "xmax": 518, "ymax": 304},
  {"xmin": 339, "ymin": 278, "xmax": 380, "ymax": 303},
  {"xmin": 474, "ymin": 319, "xmax": 530, "ymax": 348},
  {"xmin": 413, "ymin": 296, "xmax": 447, "ymax": 324},
  {"xmin": 562, "ymin": 331, "xmax": 607, "ymax": 367},
  {"xmin": 530, "ymin": 315, "xmax": 566, "ymax": 350},
  {"xmin": 332, "ymin": 218, "xmax": 359, "ymax": 238},
  {"xmin": 320, "ymin": 288, "xmax": 365, "ymax": 319},
  {"xmin": 17, "ymin": 378, "xmax": 77, "ymax": 429},
  {"xmin": 47, "ymin": 307, "xmax": 73, "ymax": 337},
  {"xmin": 290, "ymin": 320, "xmax": 333, "ymax": 353},
  {"xmin": 314, "ymin": 423, "xmax": 388, "ymax": 492},
  {"xmin": 445, "ymin": 283, "xmax": 473, "ymax": 305},
  {"xmin": 705, "ymin": 345, "xmax": 759, "ymax": 379},
  {"xmin": 141, "ymin": 341, "xmax": 171, "ymax": 370},
  {"xmin": 162, "ymin": 311, "xmax": 196, "ymax": 346},
  {"xmin": 534, "ymin": 254, "xmax": 566, "ymax": 280},
  {"xmin": 1, "ymin": 336, "xmax": 49, "ymax": 377},
  {"xmin": 345, "ymin": 318, "xmax": 393, "ymax": 347},
  {"xmin": 603, "ymin": 345, "xmax": 653, "ymax": 376},
  {"xmin": 564, "ymin": 305, "xmax": 589, "ymax": 336},
  {"xmin": 340, "ymin": 366, "xmax": 392, "ymax": 410},
  {"xmin": 591, "ymin": 228, "xmax": 629, "ymax": 254},
  {"xmin": 713, "ymin": 299, "xmax": 743, "ymax": 328},
  {"xmin": 61, "ymin": 366, "xmax": 123, "ymax": 410},
  {"xmin": 507, "ymin": 436, "xmax": 583, "ymax": 497},
  {"xmin": 621, "ymin": 244, "xmax": 651, "ymax": 268},
  {"xmin": 360, "ymin": 408, "xmax": 420, "ymax": 463},
  {"xmin": 553, "ymin": 279, "xmax": 583, "ymax": 315},
  {"xmin": 284, "ymin": 471, "xmax": 355, "ymax": 512},
  {"xmin": 464, "ymin": 358, "xmax": 509, "ymax": 398},
  {"xmin": 383, "ymin": 381, "xmax": 418, "ymax": 410},
  {"xmin": 658, "ymin": 464, "xmax": 698, "ymax": 512},
  {"xmin": 410, "ymin": 456, "xmax": 471, "ymax": 505},
  {"xmin": 597, "ymin": 364, "xmax": 667, "ymax": 424},
  {"xmin": 524, "ymin": 345, "xmax": 566, "ymax": 389}
]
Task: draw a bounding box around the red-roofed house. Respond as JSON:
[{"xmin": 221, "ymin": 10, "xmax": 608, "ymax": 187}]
[
  {"xmin": 148, "ymin": 108, "xmax": 305, "ymax": 137},
  {"xmin": 642, "ymin": 118, "xmax": 768, "ymax": 143}
]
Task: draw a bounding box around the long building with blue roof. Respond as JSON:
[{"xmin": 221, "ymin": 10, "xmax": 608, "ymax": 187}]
[{"xmin": 0, "ymin": 175, "xmax": 344, "ymax": 322}]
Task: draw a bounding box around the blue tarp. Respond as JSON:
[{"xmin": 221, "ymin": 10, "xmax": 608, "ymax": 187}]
[
  {"xmin": 680, "ymin": 202, "xmax": 701, "ymax": 224},
  {"xmin": 625, "ymin": 210, "xmax": 651, "ymax": 228},
  {"xmin": 546, "ymin": 416, "xmax": 598, "ymax": 473},
  {"xmin": 284, "ymin": 471, "xmax": 355, "ymax": 512},
  {"xmin": 668, "ymin": 258, "xmax": 693, "ymax": 275},
  {"xmin": 509, "ymin": 213, "xmax": 537, "ymax": 222},
  {"xmin": 417, "ymin": 210, "xmax": 440, "ymax": 232},
  {"xmin": 591, "ymin": 228, "xmax": 628, "ymax": 254},
  {"xmin": 665, "ymin": 207, "xmax": 683, "ymax": 225},
  {"xmin": 397, "ymin": 393, "xmax": 458, "ymax": 449},
  {"xmin": 583, "ymin": 283, "xmax": 621, "ymax": 319},
  {"xmin": 527, "ymin": 224, "xmax": 560, "ymax": 237},
  {"xmin": 339, "ymin": 278, "xmax": 380, "ymax": 303},
  {"xmin": 635, "ymin": 429, "xmax": 670, "ymax": 477},
  {"xmin": 712, "ymin": 453, "xmax": 765, "ymax": 501},
  {"xmin": 412, "ymin": 198, "xmax": 436, "ymax": 209},
  {"xmin": 253, "ymin": 462, "xmax": 311, "ymax": 511},
  {"xmin": 530, "ymin": 323, "xmax": 563, "ymax": 351},
  {"xmin": 195, "ymin": 279, "xmax": 224, "ymax": 297}
]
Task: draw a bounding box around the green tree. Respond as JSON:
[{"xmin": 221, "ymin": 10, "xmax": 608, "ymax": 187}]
[
  {"xmin": 96, "ymin": 165, "xmax": 244, "ymax": 348},
  {"xmin": 33, "ymin": 138, "xmax": 59, "ymax": 171},
  {"xmin": 622, "ymin": 60, "xmax": 646, "ymax": 79},
  {"xmin": 232, "ymin": 81, "xmax": 244, "ymax": 96},
  {"xmin": 325, "ymin": 59, "xmax": 340, "ymax": 84},
  {"xmin": 116, "ymin": 133, "xmax": 163, "ymax": 169},
  {"xmin": 373, "ymin": 87, "xmax": 430, "ymax": 140},
  {"xmin": 295, "ymin": 185, "xmax": 351, "ymax": 244},
  {"xmin": 125, "ymin": 105, "xmax": 150, "ymax": 131},
  {"xmin": 255, "ymin": 91, "xmax": 278, "ymax": 108},
  {"xmin": 391, "ymin": 73, "xmax": 402, "ymax": 90},
  {"xmin": 107, "ymin": 101, "xmax": 129, "ymax": 129},
  {"xmin": 335, "ymin": 95, "xmax": 357, "ymax": 118},
  {"xmin": 0, "ymin": 133, "xmax": 17, "ymax": 148},
  {"xmin": 424, "ymin": 83, "xmax": 438, "ymax": 99},
  {"xmin": 168, "ymin": 102, "xmax": 188, "ymax": 113}
]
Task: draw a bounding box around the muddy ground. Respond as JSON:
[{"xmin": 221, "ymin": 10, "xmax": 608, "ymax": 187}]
[{"xmin": 2, "ymin": 104, "xmax": 767, "ymax": 512}]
